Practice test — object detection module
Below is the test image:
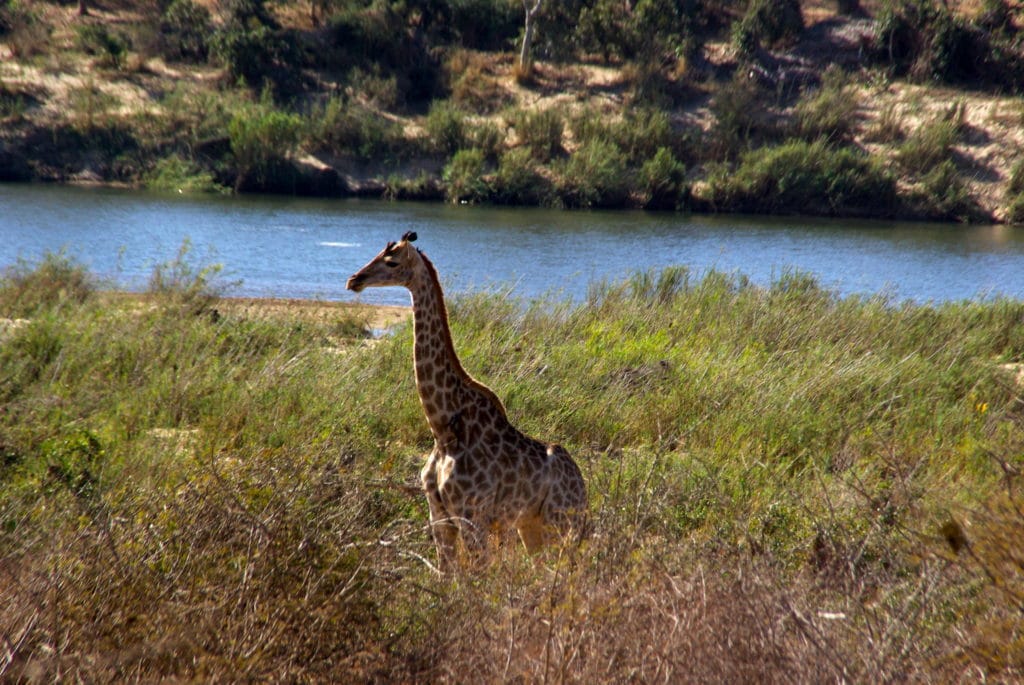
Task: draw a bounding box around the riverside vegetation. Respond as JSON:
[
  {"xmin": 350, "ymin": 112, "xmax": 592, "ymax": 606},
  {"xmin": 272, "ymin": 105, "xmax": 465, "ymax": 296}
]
[
  {"xmin": 1, "ymin": 251, "xmax": 1023, "ymax": 680},
  {"xmin": 3, "ymin": 0, "xmax": 1024, "ymax": 221}
]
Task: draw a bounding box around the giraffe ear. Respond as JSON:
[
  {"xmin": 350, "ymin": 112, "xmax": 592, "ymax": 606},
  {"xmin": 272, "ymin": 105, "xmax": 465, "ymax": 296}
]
[{"xmin": 402, "ymin": 231, "xmax": 418, "ymax": 243}]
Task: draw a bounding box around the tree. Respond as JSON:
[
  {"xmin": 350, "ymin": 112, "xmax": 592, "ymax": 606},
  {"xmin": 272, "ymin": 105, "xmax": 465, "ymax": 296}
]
[
  {"xmin": 519, "ymin": 0, "xmax": 542, "ymax": 74},
  {"xmin": 78, "ymin": 0, "xmax": 88, "ymax": 16}
]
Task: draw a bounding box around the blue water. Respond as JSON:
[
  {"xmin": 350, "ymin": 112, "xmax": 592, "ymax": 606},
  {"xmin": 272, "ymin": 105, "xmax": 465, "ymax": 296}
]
[{"xmin": 2, "ymin": 183, "xmax": 1023, "ymax": 306}]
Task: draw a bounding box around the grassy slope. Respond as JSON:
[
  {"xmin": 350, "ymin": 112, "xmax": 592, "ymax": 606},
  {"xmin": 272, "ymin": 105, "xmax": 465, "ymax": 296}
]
[{"xmin": 1, "ymin": 255, "xmax": 1022, "ymax": 680}]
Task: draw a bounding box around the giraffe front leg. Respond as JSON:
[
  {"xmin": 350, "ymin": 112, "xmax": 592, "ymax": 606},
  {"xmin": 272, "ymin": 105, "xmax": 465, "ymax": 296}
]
[
  {"xmin": 422, "ymin": 453, "xmax": 458, "ymax": 574},
  {"xmin": 459, "ymin": 510, "xmax": 495, "ymax": 569},
  {"xmin": 425, "ymin": 491, "xmax": 459, "ymax": 574}
]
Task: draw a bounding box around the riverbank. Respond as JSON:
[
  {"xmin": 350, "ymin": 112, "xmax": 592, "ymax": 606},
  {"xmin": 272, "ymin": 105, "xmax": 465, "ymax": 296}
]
[{"xmin": 3, "ymin": 2, "xmax": 1024, "ymax": 223}]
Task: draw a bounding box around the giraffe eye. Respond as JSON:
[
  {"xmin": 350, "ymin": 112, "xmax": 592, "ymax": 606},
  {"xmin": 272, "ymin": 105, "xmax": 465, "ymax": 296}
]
[{"xmin": 384, "ymin": 260, "xmax": 399, "ymax": 268}]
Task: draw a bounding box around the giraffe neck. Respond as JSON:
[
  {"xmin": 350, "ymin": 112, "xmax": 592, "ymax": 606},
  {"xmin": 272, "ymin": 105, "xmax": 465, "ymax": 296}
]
[{"xmin": 408, "ymin": 253, "xmax": 478, "ymax": 441}]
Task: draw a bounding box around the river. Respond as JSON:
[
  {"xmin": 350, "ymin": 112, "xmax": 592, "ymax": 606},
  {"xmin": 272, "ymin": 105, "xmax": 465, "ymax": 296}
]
[{"xmin": 2, "ymin": 183, "xmax": 1023, "ymax": 306}]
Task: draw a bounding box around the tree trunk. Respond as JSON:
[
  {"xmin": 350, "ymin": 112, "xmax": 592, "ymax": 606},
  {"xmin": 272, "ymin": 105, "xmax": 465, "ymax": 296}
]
[
  {"xmin": 78, "ymin": 0, "xmax": 89, "ymax": 16},
  {"xmin": 519, "ymin": 0, "xmax": 543, "ymax": 72}
]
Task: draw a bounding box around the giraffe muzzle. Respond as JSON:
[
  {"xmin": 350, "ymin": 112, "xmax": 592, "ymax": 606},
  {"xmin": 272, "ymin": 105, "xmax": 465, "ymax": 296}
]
[{"xmin": 346, "ymin": 274, "xmax": 366, "ymax": 292}]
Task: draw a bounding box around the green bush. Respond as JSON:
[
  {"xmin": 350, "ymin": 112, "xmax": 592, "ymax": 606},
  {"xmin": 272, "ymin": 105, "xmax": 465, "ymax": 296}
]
[
  {"xmin": 1006, "ymin": 192, "xmax": 1024, "ymax": 224},
  {"xmin": 614, "ymin": 108, "xmax": 680, "ymax": 164},
  {"xmin": 490, "ymin": 147, "xmax": 552, "ymax": 205},
  {"xmin": 228, "ymin": 94, "xmax": 303, "ymax": 188},
  {"xmin": 442, "ymin": 148, "xmax": 488, "ymax": 204},
  {"xmin": 159, "ymin": 0, "xmax": 211, "ymax": 62},
  {"xmin": 639, "ymin": 147, "xmax": 688, "ymax": 210},
  {"xmin": 212, "ymin": 22, "xmax": 284, "ymax": 86},
  {"xmin": 914, "ymin": 159, "xmax": 976, "ymax": 221},
  {"xmin": 575, "ymin": 0, "xmax": 703, "ymax": 63},
  {"xmin": 512, "ymin": 108, "xmax": 564, "ymax": 162},
  {"xmin": 557, "ymin": 138, "xmax": 629, "ymax": 208},
  {"xmin": 0, "ymin": 251, "xmax": 95, "ymax": 317},
  {"xmin": 732, "ymin": 0, "xmax": 803, "ymax": 55},
  {"xmin": 212, "ymin": 0, "xmax": 299, "ymax": 91},
  {"xmin": 793, "ymin": 68, "xmax": 859, "ymax": 143},
  {"xmin": 572, "ymin": 108, "xmax": 677, "ymax": 163},
  {"xmin": 896, "ymin": 117, "xmax": 959, "ymax": 175},
  {"xmin": 447, "ymin": 0, "xmax": 520, "ymax": 50},
  {"xmin": 872, "ymin": 0, "xmax": 1024, "ymax": 88},
  {"xmin": 76, "ymin": 24, "xmax": 129, "ymax": 69},
  {"xmin": 575, "ymin": 0, "xmax": 634, "ymax": 62},
  {"xmin": 709, "ymin": 74, "xmax": 777, "ymax": 158},
  {"xmin": 0, "ymin": 1, "xmax": 50, "ymax": 57},
  {"xmin": 446, "ymin": 49, "xmax": 513, "ymax": 114},
  {"xmin": 327, "ymin": 2, "xmax": 441, "ymax": 104},
  {"xmin": 468, "ymin": 120, "xmax": 505, "ymax": 161},
  {"xmin": 348, "ymin": 66, "xmax": 401, "ymax": 110},
  {"xmin": 145, "ymin": 155, "xmax": 224, "ymax": 194},
  {"xmin": 425, "ymin": 100, "xmax": 468, "ymax": 157},
  {"xmin": 1008, "ymin": 158, "xmax": 1024, "ymax": 196},
  {"xmin": 706, "ymin": 139, "xmax": 896, "ymax": 216},
  {"xmin": 306, "ymin": 96, "xmax": 406, "ymax": 160}
]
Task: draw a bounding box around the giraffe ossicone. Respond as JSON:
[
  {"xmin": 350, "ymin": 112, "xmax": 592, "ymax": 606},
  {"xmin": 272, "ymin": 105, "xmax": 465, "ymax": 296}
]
[{"xmin": 347, "ymin": 234, "xmax": 587, "ymax": 572}]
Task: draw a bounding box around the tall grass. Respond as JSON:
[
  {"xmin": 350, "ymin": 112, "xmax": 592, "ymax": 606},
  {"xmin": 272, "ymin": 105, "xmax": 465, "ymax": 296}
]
[{"xmin": 1, "ymin": 256, "xmax": 1022, "ymax": 680}]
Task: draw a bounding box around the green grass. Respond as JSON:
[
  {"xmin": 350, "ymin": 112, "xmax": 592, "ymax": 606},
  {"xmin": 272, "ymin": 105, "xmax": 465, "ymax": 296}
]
[{"xmin": 1, "ymin": 254, "xmax": 1022, "ymax": 680}]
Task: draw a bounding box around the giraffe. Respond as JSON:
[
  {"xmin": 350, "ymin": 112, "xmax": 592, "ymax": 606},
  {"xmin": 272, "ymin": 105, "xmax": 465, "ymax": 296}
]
[{"xmin": 346, "ymin": 232, "xmax": 587, "ymax": 571}]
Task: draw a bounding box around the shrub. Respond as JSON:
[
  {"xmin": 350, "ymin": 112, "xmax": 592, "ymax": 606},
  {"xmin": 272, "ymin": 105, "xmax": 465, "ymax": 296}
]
[
  {"xmin": 145, "ymin": 155, "xmax": 224, "ymax": 194},
  {"xmin": 512, "ymin": 108, "xmax": 564, "ymax": 162},
  {"xmin": 575, "ymin": 0, "xmax": 702, "ymax": 63},
  {"xmin": 76, "ymin": 23, "xmax": 129, "ymax": 69},
  {"xmin": 872, "ymin": 0, "xmax": 1024, "ymax": 88},
  {"xmin": 213, "ymin": 22, "xmax": 283, "ymax": 86},
  {"xmin": 425, "ymin": 101, "xmax": 467, "ymax": 157},
  {"xmin": 639, "ymin": 147, "xmax": 688, "ymax": 210},
  {"xmin": 447, "ymin": 49, "xmax": 513, "ymax": 114},
  {"xmin": 468, "ymin": 121, "xmax": 505, "ymax": 161},
  {"xmin": 911, "ymin": 159, "xmax": 977, "ymax": 221},
  {"xmin": 574, "ymin": 107, "xmax": 698, "ymax": 164},
  {"xmin": 0, "ymin": 1, "xmax": 50, "ymax": 57},
  {"xmin": 576, "ymin": 0, "xmax": 634, "ymax": 62},
  {"xmin": 793, "ymin": 68, "xmax": 859, "ymax": 143},
  {"xmin": 490, "ymin": 147, "xmax": 552, "ymax": 205},
  {"xmin": 1006, "ymin": 192, "xmax": 1024, "ymax": 223},
  {"xmin": 68, "ymin": 79, "xmax": 120, "ymax": 131},
  {"xmin": 159, "ymin": 0, "xmax": 211, "ymax": 62},
  {"xmin": 327, "ymin": 3, "xmax": 441, "ymax": 104},
  {"xmin": 864, "ymin": 102, "xmax": 904, "ymax": 143},
  {"xmin": 613, "ymin": 108, "xmax": 680, "ymax": 163},
  {"xmin": 228, "ymin": 93, "xmax": 303, "ymax": 188},
  {"xmin": 0, "ymin": 251, "xmax": 95, "ymax": 317},
  {"xmin": 1008, "ymin": 158, "xmax": 1024, "ymax": 196},
  {"xmin": 306, "ymin": 96, "xmax": 406, "ymax": 160},
  {"xmin": 557, "ymin": 138, "xmax": 629, "ymax": 208},
  {"xmin": 732, "ymin": 0, "xmax": 803, "ymax": 55},
  {"xmin": 448, "ymin": 0, "xmax": 520, "ymax": 50},
  {"xmin": 212, "ymin": 0, "xmax": 299, "ymax": 92},
  {"xmin": 348, "ymin": 66, "xmax": 401, "ymax": 110},
  {"xmin": 896, "ymin": 117, "xmax": 959, "ymax": 175},
  {"xmin": 709, "ymin": 74, "xmax": 777, "ymax": 158},
  {"xmin": 706, "ymin": 139, "xmax": 896, "ymax": 216},
  {"xmin": 442, "ymin": 148, "xmax": 488, "ymax": 204}
]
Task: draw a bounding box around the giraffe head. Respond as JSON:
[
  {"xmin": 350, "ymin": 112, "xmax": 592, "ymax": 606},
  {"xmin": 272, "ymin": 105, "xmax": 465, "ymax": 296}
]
[{"xmin": 346, "ymin": 231, "xmax": 420, "ymax": 292}]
